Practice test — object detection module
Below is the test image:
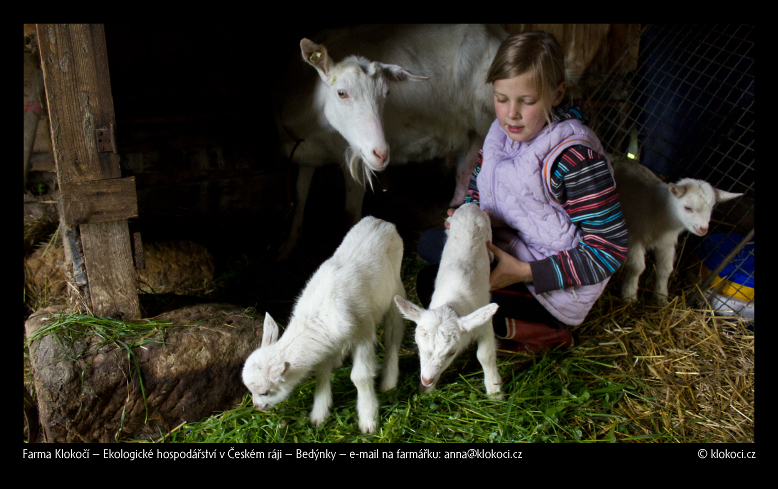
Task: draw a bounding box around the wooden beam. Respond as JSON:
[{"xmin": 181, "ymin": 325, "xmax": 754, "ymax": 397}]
[
  {"xmin": 60, "ymin": 177, "xmax": 138, "ymax": 226},
  {"xmin": 38, "ymin": 24, "xmax": 140, "ymax": 320}
]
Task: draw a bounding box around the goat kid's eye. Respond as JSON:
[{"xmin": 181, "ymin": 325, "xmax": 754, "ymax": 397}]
[
  {"xmin": 337, "ymin": 90, "xmax": 347, "ymax": 99},
  {"xmin": 684, "ymin": 206, "xmax": 693, "ymax": 213}
]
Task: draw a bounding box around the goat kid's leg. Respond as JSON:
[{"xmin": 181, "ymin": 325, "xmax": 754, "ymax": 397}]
[
  {"xmin": 278, "ymin": 164, "xmax": 315, "ymax": 260},
  {"xmin": 309, "ymin": 355, "xmax": 338, "ymax": 427},
  {"xmin": 449, "ymin": 136, "xmax": 482, "ymax": 206},
  {"xmin": 476, "ymin": 325, "xmax": 502, "ymax": 398},
  {"xmin": 343, "ymin": 166, "xmax": 366, "ymax": 226},
  {"xmin": 621, "ymin": 242, "xmax": 646, "ymax": 302},
  {"xmin": 351, "ymin": 342, "xmax": 379, "ymax": 434},
  {"xmin": 652, "ymin": 244, "xmax": 676, "ymax": 304},
  {"xmin": 379, "ymin": 294, "xmax": 406, "ymax": 392}
]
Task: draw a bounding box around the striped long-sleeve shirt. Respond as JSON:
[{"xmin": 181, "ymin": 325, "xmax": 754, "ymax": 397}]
[{"xmin": 465, "ymin": 145, "xmax": 628, "ymax": 294}]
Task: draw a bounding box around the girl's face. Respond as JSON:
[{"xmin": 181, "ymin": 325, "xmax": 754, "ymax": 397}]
[{"xmin": 493, "ymin": 72, "xmax": 565, "ymax": 143}]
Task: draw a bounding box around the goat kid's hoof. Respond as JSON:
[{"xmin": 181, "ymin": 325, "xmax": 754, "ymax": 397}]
[
  {"xmin": 309, "ymin": 412, "xmax": 330, "ymax": 427},
  {"xmin": 359, "ymin": 420, "xmax": 376, "ymax": 434},
  {"xmin": 379, "ymin": 382, "xmax": 397, "ymax": 393},
  {"xmin": 487, "ymin": 390, "xmax": 503, "ymax": 400}
]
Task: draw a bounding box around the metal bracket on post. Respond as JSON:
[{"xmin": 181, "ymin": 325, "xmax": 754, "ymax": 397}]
[
  {"xmin": 95, "ymin": 123, "xmax": 117, "ymax": 153},
  {"xmin": 131, "ymin": 231, "xmax": 145, "ymax": 270}
]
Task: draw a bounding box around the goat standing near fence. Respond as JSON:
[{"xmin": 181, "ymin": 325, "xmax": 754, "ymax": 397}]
[
  {"xmin": 613, "ymin": 157, "xmax": 742, "ymax": 303},
  {"xmin": 276, "ymin": 24, "xmax": 507, "ymax": 258}
]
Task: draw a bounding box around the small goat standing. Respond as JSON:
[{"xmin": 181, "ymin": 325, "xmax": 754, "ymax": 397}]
[
  {"xmin": 276, "ymin": 24, "xmax": 507, "ymax": 258},
  {"xmin": 394, "ymin": 203, "xmax": 501, "ymax": 397},
  {"xmin": 242, "ymin": 217, "xmax": 407, "ymax": 434},
  {"xmin": 613, "ymin": 157, "xmax": 742, "ymax": 303}
]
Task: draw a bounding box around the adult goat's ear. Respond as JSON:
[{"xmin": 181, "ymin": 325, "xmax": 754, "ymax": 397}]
[
  {"xmin": 375, "ymin": 62, "xmax": 428, "ymax": 82},
  {"xmin": 301, "ymin": 39, "xmax": 334, "ymax": 83}
]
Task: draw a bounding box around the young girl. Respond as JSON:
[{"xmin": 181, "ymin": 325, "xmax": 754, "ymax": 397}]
[{"xmin": 416, "ymin": 31, "xmax": 628, "ymax": 352}]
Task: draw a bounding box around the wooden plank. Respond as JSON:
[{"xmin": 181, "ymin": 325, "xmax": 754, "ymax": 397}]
[
  {"xmin": 37, "ymin": 24, "xmax": 140, "ymax": 320},
  {"xmin": 80, "ymin": 220, "xmax": 140, "ymax": 320},
  {"xmin": 60, "ymin": 176, "xmax": 138, "ymax": 226},
  {"xmin": 609, "ymin": 24, "xmax": 641, "ymax": 74}
]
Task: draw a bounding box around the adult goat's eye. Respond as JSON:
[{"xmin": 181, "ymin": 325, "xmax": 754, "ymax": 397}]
[{"xmin": 337, "ymin": 90, "xmax": 347, "ymax": 99}]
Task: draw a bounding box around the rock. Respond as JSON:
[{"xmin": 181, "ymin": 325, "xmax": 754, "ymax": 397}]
[{"xmin": 25, "ymin": 303, "xmax": 262, "ymax": 442}]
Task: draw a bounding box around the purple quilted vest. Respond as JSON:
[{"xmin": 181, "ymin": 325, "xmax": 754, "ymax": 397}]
[{"xmin": 477, "ymin": 118, "xmax": 612, "ymax": 326}]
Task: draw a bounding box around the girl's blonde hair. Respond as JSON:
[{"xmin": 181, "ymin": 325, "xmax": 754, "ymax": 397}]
[{"xmin": 486, "ymin": 31, "xmax": 568, "ymax": 120}]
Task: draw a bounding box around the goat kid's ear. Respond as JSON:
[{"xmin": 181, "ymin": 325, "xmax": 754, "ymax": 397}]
[
  {"xmin": 300, "ymin": 38, "xmax": 334, "ymax": 82},
  {"xmin": 269, "ymin": 361, "xmax": 291, "ymax": 383},
  {"xmin": 394, "ymin": 295, "xmax": 424, "ymax": 323},
  {"xmin": 262, "ymin": 313, "xmax": 280, "ymax": 347},
  {"xmin": 714, "ymin": 188, "xmax": 743, "ymax": 203},
  {"xmin": 378, "ymin": 63, "xmax": 429, "ymax": 82},
  {"xmin": 459, "ymin": 303, "xmax": 500, "ymax": 333},
  {"xmin": 668, "ymin": 183, "xmax": 687, "ymax": 199}
]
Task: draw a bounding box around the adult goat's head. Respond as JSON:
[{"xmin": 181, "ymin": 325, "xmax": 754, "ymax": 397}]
[{"xmin": 301, "ymin": 38, "xmax": 427, "ymax": 188}]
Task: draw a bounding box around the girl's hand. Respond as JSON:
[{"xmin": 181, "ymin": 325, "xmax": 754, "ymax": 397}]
[
  {"xmin": 487, "ymin": 241, "xmax": 533, "ymax": 290},
  {"xmin": 444, "ymin": 208, "xmax": 455, "ymax": 230}
]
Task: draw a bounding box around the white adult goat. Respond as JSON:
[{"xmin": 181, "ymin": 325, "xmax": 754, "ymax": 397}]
[
  {"xmin": 613, "ymin": 157, "xmax": 742, "ymax": 303},
  {"xmin": 276, "ymin": 24, "xmax": 507, "ymax": 258},
  {"xmin": 242, "ymin": 216, "xmax": 407, "ymax": 434},
  {"xmin": 394, "ymin": 203, "xmax": 501, "ymax": 397}
]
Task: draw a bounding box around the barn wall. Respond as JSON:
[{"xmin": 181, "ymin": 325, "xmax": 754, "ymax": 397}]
[
  {"xmin": 25, "ymin": 24, "xmax": 640, "ymax": 245},
  {"xmin": 502, "ymin": 24, "xmax": 641, "ymax": 89}
]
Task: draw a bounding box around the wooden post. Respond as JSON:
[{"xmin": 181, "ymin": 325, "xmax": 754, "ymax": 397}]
[{"xmin": 37, "ymin": 24, "xmax": 140, "ymax": 320}]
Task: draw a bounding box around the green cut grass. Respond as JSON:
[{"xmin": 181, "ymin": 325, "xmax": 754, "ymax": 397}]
[{"xmin": 144, "ymin": 348, "xmax": 674, "ymax": 443}]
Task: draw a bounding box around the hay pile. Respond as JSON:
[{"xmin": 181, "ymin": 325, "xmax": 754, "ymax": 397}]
[
  {"xmin": 24, "ymin": 214, "xmax": 215, "ymax": 316},
  {"xmin": 575, "ymin": 285, "xmax": 754, "ymax": 442}
]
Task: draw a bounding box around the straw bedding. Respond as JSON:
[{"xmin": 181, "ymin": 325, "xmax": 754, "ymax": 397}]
[{"xmin": 574, "ymin": 284, "xmax": 754, "ymax": 442}]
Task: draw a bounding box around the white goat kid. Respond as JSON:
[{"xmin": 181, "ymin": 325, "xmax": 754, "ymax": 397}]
[
  {"xmin": 394, "ymin": 203, "xmax": 501, "ymax": 397},
  {"xmin": 242, "ymin": 217, "xmax": 407, "ymax": 434},
  {"xmin": 277, "ymin": 24, "xmax": 506, "ymax": 259},
  {"xmin": 613, "ymin": 157, "xmax": 742, "ymax": 303}
]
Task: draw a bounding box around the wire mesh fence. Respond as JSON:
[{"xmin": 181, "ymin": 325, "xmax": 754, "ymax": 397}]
[{"xmin": 584, "ymin": 24, "xmax": 754, "ymax": 319}]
